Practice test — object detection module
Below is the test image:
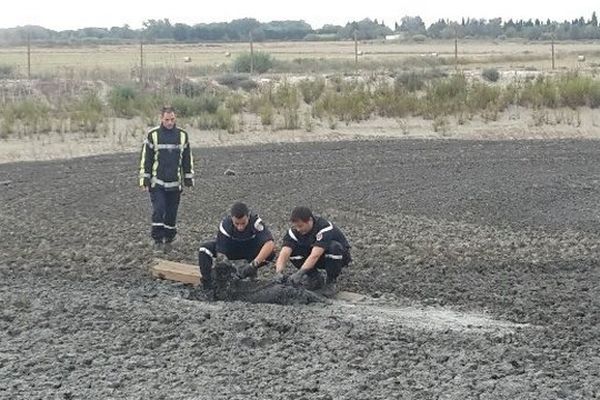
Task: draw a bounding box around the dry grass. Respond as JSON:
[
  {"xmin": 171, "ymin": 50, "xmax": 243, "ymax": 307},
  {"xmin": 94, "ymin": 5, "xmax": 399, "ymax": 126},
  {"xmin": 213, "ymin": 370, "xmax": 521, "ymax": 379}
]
[{"xmin": 3, "ymin": 40, "xmax": 600, "ymax": 77}]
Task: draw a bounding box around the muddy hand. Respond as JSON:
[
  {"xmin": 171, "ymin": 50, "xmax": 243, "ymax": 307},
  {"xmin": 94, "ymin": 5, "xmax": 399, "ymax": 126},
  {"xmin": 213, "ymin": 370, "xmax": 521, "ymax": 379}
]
[
  {"xmin": 272, "ymin": 272, "xmax": 287, "ymax": 284},
  {"xmin": 237, "ymin": 263, "xmax": 258, "ymax": 279},
  {"xmin": 288, "ymin": 270, "xmax": 305, "ymax": 286}
]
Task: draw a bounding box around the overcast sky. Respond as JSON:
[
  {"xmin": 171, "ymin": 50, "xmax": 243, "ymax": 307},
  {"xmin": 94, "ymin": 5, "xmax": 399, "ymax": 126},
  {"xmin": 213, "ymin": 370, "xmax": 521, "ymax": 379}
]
[{"xmin": 2, "ymin": 0, "xmax": 598, "ymax": 30}]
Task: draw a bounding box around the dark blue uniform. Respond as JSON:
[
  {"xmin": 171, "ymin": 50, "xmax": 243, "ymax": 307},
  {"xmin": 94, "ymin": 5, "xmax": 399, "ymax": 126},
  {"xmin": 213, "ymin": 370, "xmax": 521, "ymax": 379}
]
[
  {"xmin": 198, "ymin": 214, "xmax": 275, "ymax": 279},
  {"xmin": 282, "ymin": 216, "xmax": 351, "ymax": 282},
  {"xmin": 139, "ymin": 124, "xmax": 194, "ymax": 243}
]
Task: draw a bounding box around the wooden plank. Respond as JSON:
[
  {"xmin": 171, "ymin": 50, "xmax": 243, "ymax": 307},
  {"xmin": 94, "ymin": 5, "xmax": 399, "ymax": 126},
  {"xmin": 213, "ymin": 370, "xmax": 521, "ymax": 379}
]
[
  {"xmin": 335, "ymin": 291, "xmax": 367, "ymax": 302},
  {"xmin": 152, "ymin": 259, "xmax": 200, "ymax": 286},
  {"xmin": 151, "ymin": 258, "xmax": 366, "ymax": 302}
]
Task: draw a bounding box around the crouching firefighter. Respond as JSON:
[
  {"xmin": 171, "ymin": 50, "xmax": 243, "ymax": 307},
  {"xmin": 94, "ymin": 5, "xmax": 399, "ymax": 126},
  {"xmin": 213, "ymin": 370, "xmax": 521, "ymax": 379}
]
[
  {"xmin": 197, "ymin": 202, "xmax": 276, "ymax": 298},
  {"xmin": 274, "ymin": 206, "xmax": 351, "ymax": 295},
  {"xmin": 138, "ymin": 106, "xmax": 194, "ymax": 251}
]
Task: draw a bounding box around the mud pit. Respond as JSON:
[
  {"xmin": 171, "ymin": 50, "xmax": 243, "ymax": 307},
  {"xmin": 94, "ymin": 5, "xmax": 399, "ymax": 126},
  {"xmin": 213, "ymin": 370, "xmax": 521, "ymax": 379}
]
[{"xmin": 1, "ymin": 139, "xmax": 600, "ymax": 399}]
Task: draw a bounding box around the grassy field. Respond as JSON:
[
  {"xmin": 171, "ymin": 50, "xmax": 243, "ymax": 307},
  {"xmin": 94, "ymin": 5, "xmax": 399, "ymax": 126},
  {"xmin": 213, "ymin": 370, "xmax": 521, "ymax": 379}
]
[
  {"xmin": 2, "ymin": 39, "xmax": 600, "ymax": 162},
  {"xmin": 3, "ymin": 40, "xmax": 600, "ymax": 78}
]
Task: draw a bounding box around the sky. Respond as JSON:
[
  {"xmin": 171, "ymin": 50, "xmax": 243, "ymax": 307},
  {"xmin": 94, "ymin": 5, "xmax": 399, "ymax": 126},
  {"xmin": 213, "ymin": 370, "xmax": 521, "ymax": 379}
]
[{"xmin": 2, "ymin": 0, "xmax": 598, "ymax": 30}]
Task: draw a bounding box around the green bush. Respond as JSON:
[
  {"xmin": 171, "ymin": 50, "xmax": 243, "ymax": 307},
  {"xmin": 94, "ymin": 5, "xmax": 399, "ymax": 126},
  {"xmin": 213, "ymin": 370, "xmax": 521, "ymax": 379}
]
[
  {"xmin": 71, "ymin": 92, "xmax": 105, "ymax": 132},
  {"xmin": 216, "ymin": 73, "xmax": 256, "ymax": 91},
  {"xmin": 272, "ymin": 81, "xmax": 301, "ymax": 129},
  {"xmin": 281, "ymin": 108, "xmax": 300, "ymax": 129},
  {"xmin": 315, "ymin": 85, "xmax": 373, "ymax": 123},
  {"xmin": 233, "ymin": 52, "xmax": 274, "ymax": 74},
  {"xmin": 482, "ymin": 68, "xmax": 500, "ymax": 82},
  {"xmin": 519, "ymin": 76, "xmax": 558, "ymax": 108},
  {"xmin": 109, "ymin": 85, "xmax": 138, "ymax": 117},
  {"xmin": 259, "ymin": 104, "xmax": 274, "ymax": 126},
  {"xmin": 216, "ymin": 106, "xmax": 237, "ymax": 133},
  {"xmin": 170, "ymin": 95, "xmax": 220, "ymax": 117},
  {"xmin": 423, "ymin": 74, "xmax": 468, "ymax": 116},
  {"xmin": 272, "ymin": 81, "xmax": 300, "ymax": 110},
  {"xmin": 248, "ymin": 88, "xmax": 272, "ymax": 114},
  {"xmin": 372, "ymin": 84, "xmax": 419, "ymax": 118},
  {"xmin": 225, "ymin": 93, "xmax": 246, "ymax": 114},
  {"xmin": 0, "ymin": 64, "xmax": 15, "ymax": 79},
  {"xmin": 170, "ymin": 78, "xmax": 207, "ymax": 98},
  {"xmin": 395, "ymin": 72, "xmax": 425, "ymax": 92},
  {"xmin": 588, "ymin": 81, "xmax": 600, "ymax": 108},
  {"xmin": 556, "ymin": 74, "xmax": 600, "ymax": 108},
  {"xmin": 1, "ymin": 99, "xmax": 51, "ymax": 135},
  {"xmin": 195, "ymin": 107, "xmax": 236, "ymax": 132},
  {"xmin": 298, "ymin": 78, "xmax": 326, "ymax": 104},
  {"xmin": 468, "ymin": 83, "xmax": 502, "ymax": 111}
]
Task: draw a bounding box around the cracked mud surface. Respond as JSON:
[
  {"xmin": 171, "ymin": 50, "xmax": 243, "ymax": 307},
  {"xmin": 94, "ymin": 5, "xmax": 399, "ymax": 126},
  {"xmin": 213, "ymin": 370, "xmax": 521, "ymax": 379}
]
[{"xmin": 1, "ymin": 139, "xmax": 599, "ymax": 399}]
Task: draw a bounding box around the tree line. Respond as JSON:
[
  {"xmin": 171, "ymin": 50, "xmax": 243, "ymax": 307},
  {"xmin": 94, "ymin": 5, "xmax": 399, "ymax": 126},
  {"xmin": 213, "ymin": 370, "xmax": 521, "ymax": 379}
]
[{"xmin": 1, "ymin": 13, "xmax": 600, "ymax": 45}]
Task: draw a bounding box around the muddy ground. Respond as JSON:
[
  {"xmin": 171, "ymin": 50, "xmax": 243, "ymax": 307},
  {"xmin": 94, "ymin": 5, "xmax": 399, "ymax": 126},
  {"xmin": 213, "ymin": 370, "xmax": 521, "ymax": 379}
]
[{"xmin": 1, "ymin": 139, "xmax": 599, "ymax": 399}]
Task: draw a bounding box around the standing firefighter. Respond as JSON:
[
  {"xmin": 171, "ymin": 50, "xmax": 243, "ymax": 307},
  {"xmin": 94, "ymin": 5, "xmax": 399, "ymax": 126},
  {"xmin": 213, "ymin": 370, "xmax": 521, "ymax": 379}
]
[
  {"xmin": 197, "ymin": 202, "xmax": 276, "ymax": 298},
  {"xmin": 274, "ymin": 206, "xmax": 351, "ymax": 296},
  {"xmin": 139, "ymin": 106, "xmax": 194, "ymax": 251}
]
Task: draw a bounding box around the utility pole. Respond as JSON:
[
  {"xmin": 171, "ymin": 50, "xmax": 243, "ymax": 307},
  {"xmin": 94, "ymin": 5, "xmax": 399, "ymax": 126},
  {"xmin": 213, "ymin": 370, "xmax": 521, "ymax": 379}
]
[
  {"xmin": 551, "ymin": 36, "xmax": 555, "ymax": 70},
  {"xmin": 139, "ymin": 36, "xmax": 144, "ymax": 86},
  {"xmin": 354, "ymin": 30, "xmax": 358, "ymax": 68},
  {"xmin": 27, "ymin": 29, "xmax": 31, "ymax": 80},
  {"xmin": 249, "ymin": 30, "xmax": 254, "ymax": 75},
  {"xmin": 454, "ymin": 30, "xmax": 458, "ymax": 71}
]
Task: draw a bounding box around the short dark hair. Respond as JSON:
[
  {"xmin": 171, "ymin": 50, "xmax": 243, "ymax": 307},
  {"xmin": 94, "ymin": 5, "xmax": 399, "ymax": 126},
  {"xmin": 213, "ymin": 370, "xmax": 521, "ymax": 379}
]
[
  {"xmin": 161, "ymin": 105, "xmax": 175, "ymax": 116},
  {"xmin": 290, "ymin": 206, "xmax": 313, "ymax": 222},
  {"xmin": 230, "ymin": 202, "xmax": 249, "ymax": 219}
]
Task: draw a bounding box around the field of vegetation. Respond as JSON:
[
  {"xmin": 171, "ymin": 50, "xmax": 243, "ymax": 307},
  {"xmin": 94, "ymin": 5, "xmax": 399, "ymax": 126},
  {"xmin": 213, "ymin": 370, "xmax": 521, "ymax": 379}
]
[{"xmin": 2, "ymin": 39, "xmax": 600, "ymax": 150}]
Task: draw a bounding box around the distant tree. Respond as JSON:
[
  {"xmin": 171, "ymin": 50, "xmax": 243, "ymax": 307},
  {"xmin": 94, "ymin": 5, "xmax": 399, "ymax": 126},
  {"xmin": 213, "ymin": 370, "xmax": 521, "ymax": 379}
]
[
  {"xmin": 4, "ymin": 13, "xmax": 600, "ymax": 45},
  {"xmin": 78, "ymin": 27, "xmax": 110, "ymax": 39},
  {"xmin": 591, "ymin": 12, "xmax": 598, "ymax": 27},
  {"xmin": 173, "ymin": 23, "xmax": 192, "ymax": 42},
  {"xmin": 428, "ymin": 19, "xmax": 448, "ymax": 38},
  {"xmin": 399, "ymin": 16, "xmax": 426, "ymax": 34},
  {"xmin": 318, "ymin": 24, "xmax": 343, "ymax": 35},
  {"xmin": 338, "ymin": 18, "xmax": 392, "ymax": 40},
  {"xmin": 109, "ymin": 25, "xmax": 137, "ymax": 39},
  {"xmin": 262, "ymin": 20, "xmax": 312, "ymax": 40},
  {"xmin": 143, "ymin": 19, "xmax": 174, "ymax": 40},
  {"xmin": 227, "ymin": 18, "xmax": 261, "ymax": 41}
]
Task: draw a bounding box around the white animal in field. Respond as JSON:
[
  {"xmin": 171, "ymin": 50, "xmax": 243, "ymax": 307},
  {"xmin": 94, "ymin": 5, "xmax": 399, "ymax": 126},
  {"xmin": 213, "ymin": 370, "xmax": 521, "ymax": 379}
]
[
  {"xmin": 577, "ymin": 55, "xmax": 586, "ymax": 62},
  {"xmin": 224, "ymin": 52, "xmax": 231, "ymax": 57},
  {"xmin": 183, "ymin": 56, "xmax": 192, "ymax": 63}
]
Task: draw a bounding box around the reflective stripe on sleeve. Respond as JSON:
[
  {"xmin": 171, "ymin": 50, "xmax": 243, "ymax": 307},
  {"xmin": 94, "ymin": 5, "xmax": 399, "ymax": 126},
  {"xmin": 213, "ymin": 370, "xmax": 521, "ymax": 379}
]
[
  {"xmin": 199, "ymin": 247, "xmax": 214, "ymax": 257},
  {"xmin": 316, "ymin": 223, "xmax": 334, "ymax": 237},
  {"xmin": 151, "ymin": 131, "xmax": 159, "ymax": 187},
  {"xmin": 219, "ymin": 222, "xmax": 232, "ymax": 238},
  {"xmin": 288, "ymin": 229, "xmax": 298, "ymax": 242}
]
